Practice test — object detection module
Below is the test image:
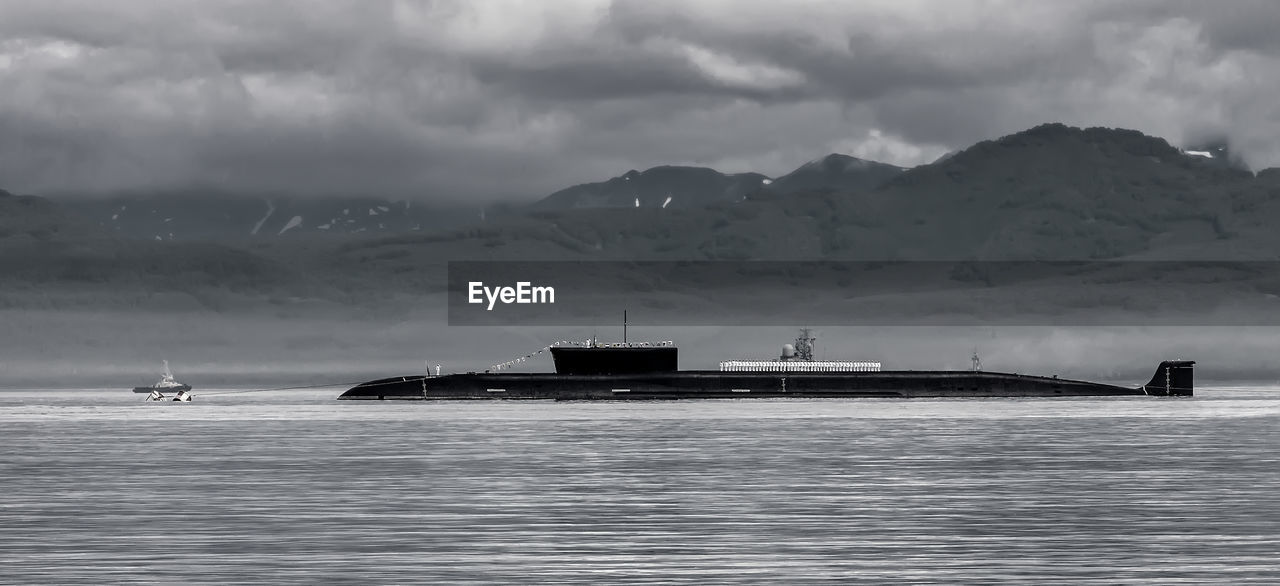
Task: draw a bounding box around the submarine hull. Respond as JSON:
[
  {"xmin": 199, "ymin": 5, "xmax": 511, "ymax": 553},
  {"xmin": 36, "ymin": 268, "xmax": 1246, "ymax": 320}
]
[{"xmin": 338, "ymin": 367, "xmax": 1191, "ymax": 400}]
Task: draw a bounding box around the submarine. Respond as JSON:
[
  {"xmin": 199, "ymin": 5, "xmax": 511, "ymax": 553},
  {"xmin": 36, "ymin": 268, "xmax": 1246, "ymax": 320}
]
[{"xmin": 338, "ymin": 330, "xmax": 1194, "ymax": 400}]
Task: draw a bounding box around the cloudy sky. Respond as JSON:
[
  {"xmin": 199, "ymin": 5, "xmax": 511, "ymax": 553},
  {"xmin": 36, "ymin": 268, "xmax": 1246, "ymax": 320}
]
[{"xmin": 1, "ymin": 0, "xmax": 1278, "ymax": 201}]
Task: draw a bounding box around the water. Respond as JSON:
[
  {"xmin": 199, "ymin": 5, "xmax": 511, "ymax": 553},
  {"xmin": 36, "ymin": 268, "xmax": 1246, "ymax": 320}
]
[{"xmin": 2, "ymin": 388, "xmax": 1279, "ymax": 584}]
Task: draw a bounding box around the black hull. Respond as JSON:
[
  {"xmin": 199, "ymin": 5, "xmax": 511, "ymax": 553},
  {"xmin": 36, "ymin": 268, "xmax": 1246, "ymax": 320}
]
[
  {"xmin": 132, "ymin": 384, "xmax": 192, "ymax": 394},
  {"xmin": 339, "ymin": 367, "xmax": 1191, "ymax": 401}
]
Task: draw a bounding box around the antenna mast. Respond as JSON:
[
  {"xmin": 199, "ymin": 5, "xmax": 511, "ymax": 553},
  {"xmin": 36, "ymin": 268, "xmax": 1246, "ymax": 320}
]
[
  {"xmin": 624, "ymin": 310, "xmax": 628, "ymax": 345},
  {"xmin": 795, "ymin": 328, "xmax": 816, "ymax": 361}
]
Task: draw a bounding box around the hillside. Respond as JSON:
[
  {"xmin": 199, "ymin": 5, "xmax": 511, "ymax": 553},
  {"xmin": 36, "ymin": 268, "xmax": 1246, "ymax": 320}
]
[
  {"xmin": 0, "ymin": 191, "xmax": 360, "ymax": 312},
  {"xmin": 54, "ymin": 192, "xmax": 485, "ymax": 241},
  {"xmin": 274, "ymin": 124, "xmax": 1280, "ymax": 289},
  {"xmin": 814, "ymin": 124, "xmax": 1275, "ymax": 259},
  {"xmin": 0, "ymin": 188, "xmax": 101, "ymax": 241},
  {"xmin": 531, "ymin": 154, "xmax": 905, "ymax": 212},
  {"xmin": 531, "ymin": 165, "xmax": 771, "ymax": 210},
  {"xmin": 8, "ymin": 123, "xmax": 1280, "ymax": 315},
  {"xmin": 462, "ymin": 124, "xmax": 1280, "ymax": 261},
  {"xmin": 765, "ymin": 154, "xmax": 904, "ymax": 195}
]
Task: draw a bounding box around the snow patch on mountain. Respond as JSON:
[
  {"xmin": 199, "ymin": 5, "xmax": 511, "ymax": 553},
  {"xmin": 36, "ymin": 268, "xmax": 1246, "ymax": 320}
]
[
  {"xmin": 278, "ymin": 215, "xmax": 302, "ymax": 235},
  {"xmin": 250, "ymin": 200, "xmax": 275, "ymax": 235}
]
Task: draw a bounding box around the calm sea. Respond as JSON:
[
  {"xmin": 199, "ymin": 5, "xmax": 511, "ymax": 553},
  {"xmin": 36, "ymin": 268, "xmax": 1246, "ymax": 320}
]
[{"xmin": 2, "ymin": 387, "xmax": 1278, "ymax": 584}]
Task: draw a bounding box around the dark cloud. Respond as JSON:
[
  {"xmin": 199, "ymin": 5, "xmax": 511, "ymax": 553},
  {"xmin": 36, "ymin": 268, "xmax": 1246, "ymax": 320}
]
[{"xmin": 1, "ymin": 1, "xmax": 1279, "ymax": 201}]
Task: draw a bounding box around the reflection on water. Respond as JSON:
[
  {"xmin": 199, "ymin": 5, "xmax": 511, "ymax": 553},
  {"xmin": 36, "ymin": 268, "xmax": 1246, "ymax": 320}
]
[{"xmin": 2, "ymin": 388, "xmax": 1279, "ymax": 584}]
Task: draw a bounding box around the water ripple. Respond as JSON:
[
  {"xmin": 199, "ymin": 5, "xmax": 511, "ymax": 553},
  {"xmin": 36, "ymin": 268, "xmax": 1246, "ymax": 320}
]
[{"xmin": 1, "ymin": 388, "xmax": 1278, "ymax": 583}]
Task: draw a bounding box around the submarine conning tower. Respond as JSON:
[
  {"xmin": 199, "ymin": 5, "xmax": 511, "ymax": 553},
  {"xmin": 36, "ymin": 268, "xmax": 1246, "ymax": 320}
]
[
  {"xmin": 1140, "ymin": 360, "xmax": 1195, "ymax": 396},
  {"xmin": 550, "ymin": 343, "xmax": 678, "ymax": 375}
]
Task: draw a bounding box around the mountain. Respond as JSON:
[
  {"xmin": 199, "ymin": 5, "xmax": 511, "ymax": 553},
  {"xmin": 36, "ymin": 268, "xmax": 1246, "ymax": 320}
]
[
  {"xmin": 930, "ymin": 150, "xmax": 961, "ymax": 165},
  {"xmin": 11, "ymin": 122, "xmax": 1280, "ymax": 315},
  {"xmin": 532, "ymin": 155, "xmax": 906, "ymax": 212},
  {"xmin": 531, "ymin": 165, "xmax": 771, "ymax": 210},
  {"xmin": 765, "ymin": 153, "xmax": 904, "ymax": 194},
  {"xmin": 815, "ymin": 123, "xmax": 1268, "ymax": 259},
  {"xmin": 45, "ymin": 154, "xmax": 908, "ymax": 239},
  {"xmin": 55, "ymin": 192, "xmax": 483, "ymax": 241},
  {"xmin": 0, "ymin": 188, "xmax": 100, "ymax": 241},
  {"xmin": 392, "ymin": 123, "xmax": 1280, "ymax": 262},
  {"xmin": 0, "ymin": 188, "xmax": 350, "ymax": 311}
]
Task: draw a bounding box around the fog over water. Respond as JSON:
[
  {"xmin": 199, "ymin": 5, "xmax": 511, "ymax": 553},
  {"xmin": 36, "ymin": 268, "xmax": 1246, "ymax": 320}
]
[{"xmin": 3, "ymin": 303, "xmax": 1278, "ymax": 389}]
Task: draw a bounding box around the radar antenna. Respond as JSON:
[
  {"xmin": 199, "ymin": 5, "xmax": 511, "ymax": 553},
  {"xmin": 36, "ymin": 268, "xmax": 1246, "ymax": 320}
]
[{"xmin": 795, "ymin": 328, "xmax": 816, "ymax": 362}]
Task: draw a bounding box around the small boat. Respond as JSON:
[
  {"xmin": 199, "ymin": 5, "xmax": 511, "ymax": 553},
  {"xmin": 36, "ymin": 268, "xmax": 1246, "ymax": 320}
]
[
  {"xmin": 133, "ymin": 361, "xmax": 192, "ymax": 395},
  {"xmin": 144, "ymin": 388, "xmax": 193, "ymax": 402}
]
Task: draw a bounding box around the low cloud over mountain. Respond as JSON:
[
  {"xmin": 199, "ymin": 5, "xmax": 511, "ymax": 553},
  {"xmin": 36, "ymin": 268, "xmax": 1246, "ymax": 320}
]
[{"xmin": 4, "ymin": 2, "xmax": 1280, "ymax": 202}]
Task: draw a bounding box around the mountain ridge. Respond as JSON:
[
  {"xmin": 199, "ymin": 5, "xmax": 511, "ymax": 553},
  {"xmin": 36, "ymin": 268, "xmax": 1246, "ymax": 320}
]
[
  {"xmin": 8, "ymin": 122, "xmax": 1280, "ymax": 312},
  {"xmin": 530, "ymin": 165, "xmax": 771, "ymax": 210},
  {"xmin": 764, "ymin": 153, "xmax": 904, "ymax": 195}
]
